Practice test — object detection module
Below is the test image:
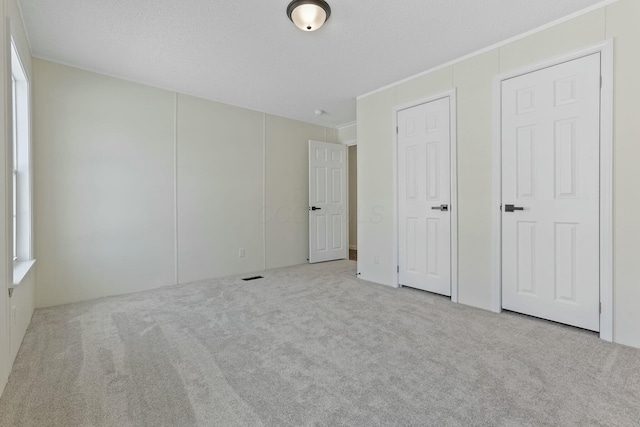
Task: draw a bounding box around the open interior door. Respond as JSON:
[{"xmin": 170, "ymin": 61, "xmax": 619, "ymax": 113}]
[{"xmin": 309, "ymin": 140, "xmax": 348, "ymax": 263}]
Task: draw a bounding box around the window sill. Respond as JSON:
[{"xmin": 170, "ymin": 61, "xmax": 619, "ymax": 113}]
[{"xmin": 13, "ymin": 259, "xmax": 35, "ymax": 287}]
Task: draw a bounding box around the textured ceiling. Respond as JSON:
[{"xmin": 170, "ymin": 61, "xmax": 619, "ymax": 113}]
[{"xmin": 18, "ymin": 0, "xmax": 606, "ymax": 127}]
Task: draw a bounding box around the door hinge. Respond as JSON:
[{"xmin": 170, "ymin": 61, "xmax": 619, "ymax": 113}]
[
  {"xmin": 396, "ymin": 126, "xmax": 399, "ymax": 134},
  {"xmin": 600, "ymin": 302, "xmax": 602, "ymax": 314},
  {"xmin": 600, "ymin": 76, "xmax": 603, "ymax": 88},
  {"xmin": 397, "ymin": 265, "xmax": 400, "ymax": 273}
]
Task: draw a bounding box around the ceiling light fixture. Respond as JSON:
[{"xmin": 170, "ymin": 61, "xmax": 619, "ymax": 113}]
[{"xmin": 287, "ymin": 0, "xmax": 331, "ymax": 32}]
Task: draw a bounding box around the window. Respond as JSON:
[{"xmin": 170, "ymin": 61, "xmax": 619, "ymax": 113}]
[
  {"xmin": 12, "ymin": 74, "xmax": 17, "ymax": 261},
  {"xmin": 11, "ymin": 39, "xmax": 33, "ymax": 285}
]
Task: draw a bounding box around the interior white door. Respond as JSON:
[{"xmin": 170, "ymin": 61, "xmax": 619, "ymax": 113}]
[
  {"xmin": 398, "ymin": 97, "xmax": 451, "ymax": 296},
  {"xmin": 501, "ymin": 53, "xmax": 601, "ymax": 331},
  {"xmin": 309, "ymin": 140, "xmax": 348, "ymax": 263}
]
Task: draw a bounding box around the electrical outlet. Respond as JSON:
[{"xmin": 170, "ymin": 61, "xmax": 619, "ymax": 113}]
[
  {"xmin": 239, "ymin": 248, "xmax": 246, "ymax": 258},
  {"xmin": 373, "ymin": 255, "xmax": 379, "ymax": 264}
]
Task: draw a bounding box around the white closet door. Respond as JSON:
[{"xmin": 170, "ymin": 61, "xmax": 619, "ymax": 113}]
[
  {"xmin": 501, "ymin": 53, "xmax": 601, "ymax": 331},
  {"xmin": 398, "ymin": 97, "xmax": 451, "ymax": 296}
]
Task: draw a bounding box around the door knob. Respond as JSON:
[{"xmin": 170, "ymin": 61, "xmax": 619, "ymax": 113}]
[
  {"xmin": 504, "ymin": 204, "xmax": 524, "ymax": 212},
  {"xmin": 431, "ymin": 204, "xmax": 449, "ymax": 211},
  {"xmin": 310, "ymin": 206, "xmax": 322, "ymax": 211}
]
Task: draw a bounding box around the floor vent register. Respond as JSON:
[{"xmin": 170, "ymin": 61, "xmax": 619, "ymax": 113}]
[{"xmin": 242, "ymin": 276, "xmax": 264, "ymax": 281}]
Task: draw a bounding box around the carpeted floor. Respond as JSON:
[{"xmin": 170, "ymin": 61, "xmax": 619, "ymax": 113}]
[{"xmin": 1, "ymin": 260, "xmax": 639, "ymax": 426}]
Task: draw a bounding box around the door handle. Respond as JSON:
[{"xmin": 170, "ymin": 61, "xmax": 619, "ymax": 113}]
[
  {"xmin": 504, "ymin": 204, "xmax": 524, "ymax": 213},
  {"xmin": 431, "ymin": 204, "xmax": 449, "ymax": 211},
  {"xmin": 310, "ymin": 206, "xmax": 322, "ymax": 211}
]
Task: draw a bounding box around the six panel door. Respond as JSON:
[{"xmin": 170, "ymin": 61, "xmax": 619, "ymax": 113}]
[
  {"xmin": 309, "ymin": 140, "xmax": 348, "ymax": 263},
  {"xmin": 501, "ymin": 53, "xmax": 601, "ymax": 331},
  {"xmin": 398, "ymin": 97, "xmax": 452, "ymax": 296}
]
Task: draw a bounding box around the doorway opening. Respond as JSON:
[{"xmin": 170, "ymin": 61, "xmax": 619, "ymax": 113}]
[{"xmin": 348, "ymin": 144, "xmax": 357, "ymax": 261}]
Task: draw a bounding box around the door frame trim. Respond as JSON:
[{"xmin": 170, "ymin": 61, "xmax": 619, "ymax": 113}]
[
  {"xmin": 491, "ymin": 40, "xmax": 614, "ymax": 342},
  {"xmin": 392, "ymin": 89, "xmax": 459, "ymax": 302},
  {"xmin": 343, "ymin": 139, "xmax": 357, "ymax": 147},
  {"xmin": 345, "ymin": 142, "xmax": 357, "ymax": 255}
]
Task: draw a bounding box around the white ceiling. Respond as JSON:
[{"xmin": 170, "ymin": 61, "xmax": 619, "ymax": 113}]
[{"xmin": 18, "ymin": 0, "xmax": 606, "ymax": 127}]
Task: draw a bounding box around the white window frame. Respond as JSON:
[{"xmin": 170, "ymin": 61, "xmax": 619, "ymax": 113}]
[{"xmin": 10, "ymin": 38, "xmax": 34, "ymax": 286}]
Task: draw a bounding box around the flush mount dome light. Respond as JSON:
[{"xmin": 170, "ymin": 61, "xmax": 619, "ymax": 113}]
[{"xmin": 287, "ymin": 0, "xmax": 331, "ymax": 32}]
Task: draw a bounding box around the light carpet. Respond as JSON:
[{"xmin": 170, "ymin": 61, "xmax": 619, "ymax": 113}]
[{"xmin": 1, "ymin": 260, "xmax": 639, "ymax": 426}]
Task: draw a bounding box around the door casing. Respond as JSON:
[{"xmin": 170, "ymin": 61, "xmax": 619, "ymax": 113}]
[
  {"xmin": 344, "ymin": 141, "xmax": 357, "ymax": 253},
  {"xmin": 393, "ymin": 90, "xmax": 458, "ymax": 302},
  {"xmin": 492, "ymin": 41, "xmax": 614, "ymax": 342}
]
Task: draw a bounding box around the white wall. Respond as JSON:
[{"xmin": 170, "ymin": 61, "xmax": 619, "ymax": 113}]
[
  {"xmin": 1, "ymin": 0, "xmax": 35, "ymax": 396},
  {"xmin": 176, "ymin": 94, "xmax": 264, "ymax": 283},
  {"xmin": 337, "ymin": 123, "xmax": 356, "ymax": 144},
  {"xmin": 337, "ymin": 123, "xmax": 358, "ymax": 250},
  {"xmin": 0, "ymin": 0, "xmax": 10, "ymax": 397},
  {"xmin": 606, "ymin": 0, "xmax": 640, "ymax": 348},
  {"xmin": 356, "ymin": 0, "xmax": 640, "ymax": 349},
  {"xmin": 357, "ymin": 87, "xmax": 396, "ymax": 285},
  {"xmin": 265, "ymin": 115, "xmax": 336, "ymax": 269},
  {"xmin": 34, "ymin": 60, "xmax": 176, "ymax": 307},
  {"xmin": 33, "ymin": 59, "xmax": 336, "ymax": 308},
  {"xmin": 454, "ymin": 52, "xmax": 498, "ymax": 310}
]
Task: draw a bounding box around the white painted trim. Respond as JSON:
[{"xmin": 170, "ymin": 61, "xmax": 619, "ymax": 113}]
[
  {"xmin": 349, "ymin": 245, "xmax": 358, "ymax": 251},
  {"xmin": 12, "ymin": 260, "xmax": 34, "ymax": 287},
  {"xmin": 358, "ymin": 0, "xmax": 620, "ymax": 101},
  {"xmin": 346, "ymin": 143, "xmax": 350, "ymax": 261},
  {"xmin": 449, "ymin": 90, "xmax": 459, "ymax": 303},
  {"xmin": 10, "ymin": 36, "xmax": 34, "ymax": 264},
  {"xmin": 262, "ymin": 113, "xmax": 267, "ymax": 271},
  {"xmin": 336, "ymin": 121, "xmax": 356, "ymax": 130},
  {"xmin": 491, "ymin": 41, "xmax": 614, "ymax": 341},
  {"xmin": 492, "ymin": 42, "xmax": 612, "ymax": 83},
  {"xmin": 392, "ymin": 109, "xmax": 400, "ymax": 288},
  {"xmin": 343, "ymin": 139, "xmax": 357, "ymax": 147},
  {"xmin": 2, "ymin": 16, "xmax": 11, "ymax": 398},
  {"xmin": 173, "ymin": 93, "xmax": 179, "ymax": 285},
  {"xmin": 491, "ymin": 71, "xmax": 503, "ymax": 314},
  {"xmin": 393, "ymin": 89, "xmax": 459, "ymax": 301},
  {"xmin": 599, "ymin": 40, "xmax": 614, "ymax": 343},
  {"xmin": 9, "ymin": 38, "xmax": 28, "ymax": 84}
]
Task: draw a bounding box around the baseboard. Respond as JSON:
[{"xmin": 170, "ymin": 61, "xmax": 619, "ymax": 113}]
[
  {"xmin": 349, "ymin": 245, "xmax": 357, "ymax": 251},
  {"xmin": 0, "ymin": 374, "xmax": 6, "ymax": 400}
]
